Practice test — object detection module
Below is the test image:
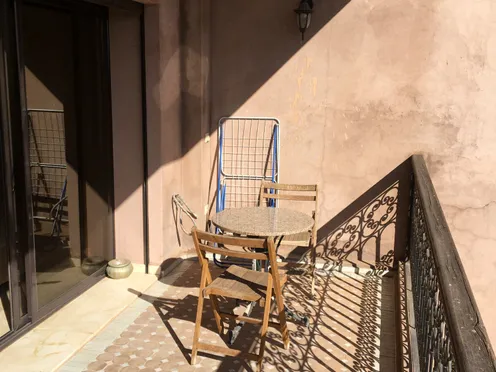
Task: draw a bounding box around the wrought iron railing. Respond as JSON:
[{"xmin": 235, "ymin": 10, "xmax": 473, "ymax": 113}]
[{"xmin": 407, "ymin": 155, "xmax": 496, "ymax": 371}]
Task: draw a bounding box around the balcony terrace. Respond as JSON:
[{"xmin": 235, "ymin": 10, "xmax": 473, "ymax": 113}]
[{"xmin": 1, "ymin": 155, "xmax": 490, "ymax": 372}]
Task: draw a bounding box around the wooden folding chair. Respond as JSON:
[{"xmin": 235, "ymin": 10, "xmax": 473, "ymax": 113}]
[
  {"xmin": 259, "ymin": 182, "xmax": 318, "ymax": 296},
  {"xmin": 191, "ymin": 228, "xmax": 289, "ymax": 371}
]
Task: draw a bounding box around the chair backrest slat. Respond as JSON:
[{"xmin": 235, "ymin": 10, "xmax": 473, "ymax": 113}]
[
  {"xmin": 261, "ymin": 183, "xmax": 317, "ymax": 191},
  {"xmin": 198, "ymin": 243, "xmax": 268, "ymax": 261},
  {"xmin": 194, "ymin": 229, "xmax": 267, "ymax": 249},
  {"xmin": 259, "ymin": 182, "xmax": 318, "ymax": 210},
  {"xmin": 259, "ymin": 182, "xmax": 318, "ymax": 246},
  {"xmin": 192, "ymin": 228, "xmax": 275, "ymax": 264},
  {"xmin": 260, "ymin": 193, "xmax": 316, "ymax": 202}
]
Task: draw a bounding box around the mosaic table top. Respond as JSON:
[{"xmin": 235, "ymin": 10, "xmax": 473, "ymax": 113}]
[{"xmin": 211, "ymin": 207, "xmax": 314, "ymax": 237}]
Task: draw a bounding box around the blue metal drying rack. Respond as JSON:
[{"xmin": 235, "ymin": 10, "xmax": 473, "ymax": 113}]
[{"xmin": 214, "ymin": 117, "xmax": 280, "ymax": 267}]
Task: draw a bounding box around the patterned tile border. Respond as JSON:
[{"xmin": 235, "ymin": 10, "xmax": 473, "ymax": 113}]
[{"xmin": 58, "ymin": 261, "xmax": 195, "ymax": 372}]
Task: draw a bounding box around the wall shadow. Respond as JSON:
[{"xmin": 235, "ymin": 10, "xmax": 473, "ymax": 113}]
[
  {"xmin": 147, "ymin": 0, "xmax": 354, "ymax": 162},
  {"xmin": 172, "ymin": 0, "xmax": 354, "ymax": 156},
  {"xmin": 210, "ymin": 0, "xmax": 352, "ymax": 131}
]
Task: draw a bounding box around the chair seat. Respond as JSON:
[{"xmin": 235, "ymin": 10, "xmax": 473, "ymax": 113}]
[{"xmin": 204, "ymin": 265, "xmax": 287, "ymax": 302}]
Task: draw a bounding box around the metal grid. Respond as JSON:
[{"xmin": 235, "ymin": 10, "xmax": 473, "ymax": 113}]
[
  {"xmin": 214, "ymin": 117, "xmax": 280, "ymax": 268},
  {"xmin": 217, "ymin": 117, "xmax": 280, "ymax": 212},
  {"xmin": 28, "ymin": 109, "xmax": 67, "ymax": 199},
  {"xmin": 28, "ymin": 109, "xmax": 68, "ymax": 232}
]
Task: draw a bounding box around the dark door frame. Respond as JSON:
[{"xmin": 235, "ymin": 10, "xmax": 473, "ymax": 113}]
[{"xmin": 0, "ymin": 0, "xmax": 34, "ymax": 344}]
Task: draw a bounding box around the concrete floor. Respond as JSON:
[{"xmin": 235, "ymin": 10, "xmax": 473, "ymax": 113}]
[{"xmin": 60, "ymin": 260, "xmax": 399, "ymax": 372}]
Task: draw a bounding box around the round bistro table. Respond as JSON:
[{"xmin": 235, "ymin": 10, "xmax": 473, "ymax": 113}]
[
  {"xmin": 211, "ymin": 206, "xmax": 314, "ymax": 238},
  {"xmin": 211, "ymin": 207, "xmax": 315, "ymax": 343}
]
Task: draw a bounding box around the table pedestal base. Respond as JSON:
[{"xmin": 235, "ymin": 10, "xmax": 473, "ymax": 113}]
[{"xmin": 285, "ymin": 306, "xmax": 310, "ymax": 327}]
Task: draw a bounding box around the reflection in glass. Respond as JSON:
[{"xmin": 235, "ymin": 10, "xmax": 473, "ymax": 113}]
[
  {"xmin": 23, "ymin": 5, "xmax": 82, "ymax": 309},
  {"xmin": 23, "ymin": 3, "xmax": 112, "ymax": 309}
]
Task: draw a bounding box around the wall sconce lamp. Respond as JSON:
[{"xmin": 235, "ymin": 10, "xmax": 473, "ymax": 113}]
[{"xmin": 294, "ymin": 0, "xmax": 313, "ymax": 42}]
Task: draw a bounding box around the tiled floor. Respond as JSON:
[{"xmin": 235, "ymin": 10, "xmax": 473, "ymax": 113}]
[
  {"xmin": 61, "ymin": 260, "xmax": 398, "ymax": 372},
  {"xmin": 0, "ymin": 272, "xmax": 157, "ymax": 372}
]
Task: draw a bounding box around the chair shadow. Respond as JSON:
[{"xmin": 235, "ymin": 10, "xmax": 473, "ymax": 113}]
[
  {"xmin": 126, "ymin": 292, "xmax": 232, "ymax": 358},
  {"xmin": 128, "ymin": 263, "xmax": 255, "ymax": 371}
]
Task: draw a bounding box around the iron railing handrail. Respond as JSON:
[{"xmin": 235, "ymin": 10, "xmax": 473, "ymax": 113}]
[{"xmin": 411, "ymin": 155, "xmax": 496, "ymax": 371}]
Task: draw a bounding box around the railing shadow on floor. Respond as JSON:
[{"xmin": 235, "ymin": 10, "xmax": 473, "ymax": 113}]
[{"xmin": 130, "ymin": 260, "xmax": 399, "ymax": 372}]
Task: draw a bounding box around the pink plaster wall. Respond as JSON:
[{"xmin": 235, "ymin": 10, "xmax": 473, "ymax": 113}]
[
  {"xmin": 109, "ymin": 9, "xmax": 144, "ymax": 264},
  {"xmin": 144, "ymin": 2, "xmax": 184, "ymax": 265}
]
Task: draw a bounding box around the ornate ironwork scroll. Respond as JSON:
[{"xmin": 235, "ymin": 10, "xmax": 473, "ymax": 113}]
[
  {"xmin": 315, "ymin": 182, "xmax": 398, "ymax": 273},
  {"xmin": 410, "ymin": 186, "xmax": 456, "ymax": 371}
]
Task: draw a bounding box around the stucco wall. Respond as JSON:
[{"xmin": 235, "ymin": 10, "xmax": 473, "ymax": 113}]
[
  {"xmin": 109, "ymin": 9, "xmax": 144, "ymax": 264},
  {"xmin": 145, "ymin": 1, "xmax": 184, "ymax": 266},
  {"xmin": 143, "ymin": 0, "xmax": 496, "ymax": 343},
  {"xmin": 142, "ymin": 1, "xmax": 212, "ymax": 268}
]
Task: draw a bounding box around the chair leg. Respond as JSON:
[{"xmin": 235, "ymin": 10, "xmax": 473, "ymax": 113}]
[
  {"xmin": 191, "ymin": 266, "xmax": 208, "ymax": 365},
  {"xmin": 310, "ymin": 267, "xmax": 316, "ymax": 298},
  {"xmin": 191, "ymin": 291, "xmax": 205, "ymax": 364},
  {"xmin": 210, "ymin": 295, "xmax": 224, "ymax": 334},
  {"xmin": 258, "ymin": 276, "xmax": 273, "ymax": 372},
  {"xmin": 205, "ymin": 271, "xmax": 223, "ymax": 334},
  {"xmin": 273, "ymin": 281, "xmax": 290, "ymax": 350},
  {"xmin": 310, "ymin": 241, "xmax": 317, "ymax": 298}
]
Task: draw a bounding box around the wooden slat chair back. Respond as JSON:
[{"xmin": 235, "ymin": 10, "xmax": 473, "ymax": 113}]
[
  {"xmin": 259, "ymin": 181, "xmax": 318, "ymax": 295},
  {"xmin": 259, "ymin": 182, "xmax": 318, "ymax": 203},
  {"xmin": 191, "ymin": 228, "xmax": 289, "ymax": 371},
  {"xmin": 259, "ymin": 182, "xmax": 317, "ymax": 244}
]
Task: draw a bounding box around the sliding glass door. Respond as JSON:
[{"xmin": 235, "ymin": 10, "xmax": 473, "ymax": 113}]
[
  {"xmin": 22, "ymin": 0, "xmax": 115, "ymax": 314},
  {"xmin": 0, "ymin": 0, "xmax": 114, "ymax": 348}
]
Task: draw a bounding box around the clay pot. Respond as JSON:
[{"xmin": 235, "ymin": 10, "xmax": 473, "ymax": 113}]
[
  {"xmin": 106, "ymin": 259, "xmax": 133, "ymax": 279},
  {"xmin": 81, "ymin": 256, "xmax": 105, "ymax": 276}
]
